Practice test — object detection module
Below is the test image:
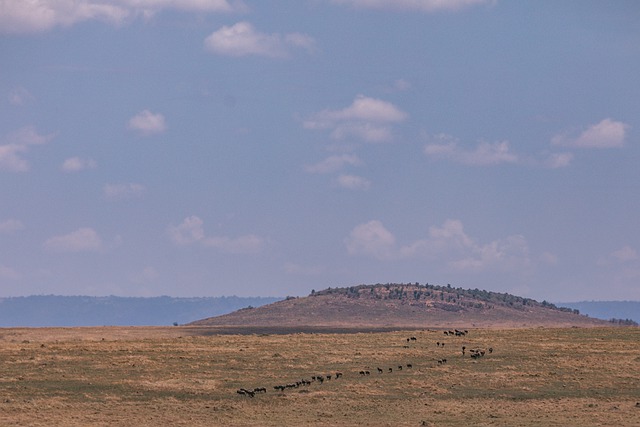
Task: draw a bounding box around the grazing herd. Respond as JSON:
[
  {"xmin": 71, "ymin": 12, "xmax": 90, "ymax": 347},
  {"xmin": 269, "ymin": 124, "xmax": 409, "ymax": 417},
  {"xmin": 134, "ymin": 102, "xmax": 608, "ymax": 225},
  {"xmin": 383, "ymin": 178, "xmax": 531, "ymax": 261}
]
[
  {"xmin": 443, "ymin": 329, "xmax": 468, "ymax": 337},
  {"xmin": 237, "ymin": 372, "xmax": 348, "ymax": 397},
  {"xmin": 236, "ymin": 329, "xmax": 494, "ymax": 398},
  {"xmin": 469, "ymin": 347, "xmax": 492, "ymax": 359}
]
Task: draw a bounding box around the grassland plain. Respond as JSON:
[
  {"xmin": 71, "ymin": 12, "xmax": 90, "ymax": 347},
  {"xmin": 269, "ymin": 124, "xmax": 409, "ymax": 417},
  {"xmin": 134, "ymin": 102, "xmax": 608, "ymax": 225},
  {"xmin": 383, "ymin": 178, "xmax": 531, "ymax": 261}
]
[{"xmin": 1, "ymin": 326, "xmax": 639, "ymax": 426}]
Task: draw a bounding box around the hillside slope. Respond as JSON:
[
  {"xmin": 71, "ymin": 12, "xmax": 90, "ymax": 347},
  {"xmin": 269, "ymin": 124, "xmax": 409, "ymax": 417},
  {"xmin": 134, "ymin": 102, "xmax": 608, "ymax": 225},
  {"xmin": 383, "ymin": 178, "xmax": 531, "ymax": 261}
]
[{"xmin": 189, "ymin": 283, "xmax": 610, "ymax": 329}]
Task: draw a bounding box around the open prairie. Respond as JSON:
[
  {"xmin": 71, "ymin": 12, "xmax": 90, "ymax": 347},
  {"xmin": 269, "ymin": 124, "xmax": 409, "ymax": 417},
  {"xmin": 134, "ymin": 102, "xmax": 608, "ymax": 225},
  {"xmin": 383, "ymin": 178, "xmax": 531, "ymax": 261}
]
[{"xmin": 1, "ymin": 326, "xmax": 639, "ymax": 426}]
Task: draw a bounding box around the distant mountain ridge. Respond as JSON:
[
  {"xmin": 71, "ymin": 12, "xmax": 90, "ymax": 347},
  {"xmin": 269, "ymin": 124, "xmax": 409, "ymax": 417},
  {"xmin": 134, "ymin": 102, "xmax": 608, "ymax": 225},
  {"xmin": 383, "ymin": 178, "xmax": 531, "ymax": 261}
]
[
  {"xmin": 0, "ymin": 295, "xmax": 281, "ymax": 327},
  {"xmin": 189, "ymin": 283, "xmax": 613, "ymax": 329},
  {"xmin": 557, "ymin": 301, "xmax": 640, "ymax": 324}
]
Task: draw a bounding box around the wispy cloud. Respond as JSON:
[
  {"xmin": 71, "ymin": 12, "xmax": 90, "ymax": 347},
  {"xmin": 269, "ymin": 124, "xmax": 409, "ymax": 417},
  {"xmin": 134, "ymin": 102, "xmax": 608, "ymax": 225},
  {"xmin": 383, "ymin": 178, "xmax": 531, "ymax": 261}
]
[
  {"xmin": 336, "ymin": 174, "xmax": 371, "ymax": 190},
  {"xmin": 0, "ymin": 0, "xmax": 244, "ymax": 34},
  {"xmin": 0, "ymin": 265, "xmax": 21, "ymax": 280},
  {"xmin": 304, "ymin": 95, "xmax": 407, "ymax": 143},
  {"xmin": 381, "ymin": 79, "xmax": 412, "ymax": 94},
  {"xmin": 168, "ymin": 216, "xmax": 205, "ymax": 245},
  {"xmin": 204, "ymin": 22, "xmax": 315, "ymax": 58},
  {"xmin": 305, "ymin": 154, "xmax": 362, "ymax": 174},
  {"xmin": 0, "ymin": 219, "xmax": 24, "ymax": 234},
  {"xmin": 168, "ymin": 215, "xmax": 264, "ymax": 254},
  {"xmin": 130, "ymin": 266, "xmax": 159, "ymax": 284},
  {"xmin": 284, "ymin": 262, "xmax": 324, "ymax": 276},
  {"xmin": 43, "ymin": 227, "xmax": 103, "ymax": 253},
  {"xmin": 611, "ymin": 246, "xmax": 638, "ymax": 263},
  {"xmin": 424, "ymin": 134, "xmax": 518, "ymax": 166},
  {"xmin": 202, "ymin": 235, "xmax": 264, "ymax": 254},
  {"xmin": 345, "ymin": 218, "xmax": 531, "ymax": 273},
  {"xmin": 330, "ymin": 0, "xmax": 495, "ymax": 13},
  {"xmin": 62, "ymin": 157, "xmax": 97, "ymax": 172},
  {"xmin": 128, "ymin": 110, "xmax": 167, "ymax": 136},
  {"xmin": 344, "ymin": 220, "xmax": 396, "ymax": 260},
  {"xmin": 552, "ymin": 118, "xmax": 629, "ymax": 149},
  {"xmin": 598, "ymin": 245, "xmax": 638, "ymax": 266},
  {"xmin": 8, "ymin": 86, "xmax": 34, "ymax": 106},
  {"xmin": 0, "ymin": 126, "xmax": 54, "ymax": 172},
  {"xmin": 544, "ymin": 152, "xmax": 574, "ymax": 169},
  {"xmin": 104, "ymin": 183, "xmax": 146, "ymax": 200}
]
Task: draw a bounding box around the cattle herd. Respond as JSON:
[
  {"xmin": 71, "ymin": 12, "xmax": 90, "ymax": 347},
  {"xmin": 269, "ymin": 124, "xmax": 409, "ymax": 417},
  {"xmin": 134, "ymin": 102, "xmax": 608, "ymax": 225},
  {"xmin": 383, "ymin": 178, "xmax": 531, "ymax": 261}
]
[{"xmin": 236, "ymin": 329, "xmax": 494, "ymax": 398}]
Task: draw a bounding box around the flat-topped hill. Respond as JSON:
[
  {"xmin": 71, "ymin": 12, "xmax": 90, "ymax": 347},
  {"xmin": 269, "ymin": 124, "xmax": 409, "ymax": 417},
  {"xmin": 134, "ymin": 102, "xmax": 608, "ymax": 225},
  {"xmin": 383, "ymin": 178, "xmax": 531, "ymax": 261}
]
[{"xmin": 189, "ymin": 283, "xmax": 611, "ymax": 329}]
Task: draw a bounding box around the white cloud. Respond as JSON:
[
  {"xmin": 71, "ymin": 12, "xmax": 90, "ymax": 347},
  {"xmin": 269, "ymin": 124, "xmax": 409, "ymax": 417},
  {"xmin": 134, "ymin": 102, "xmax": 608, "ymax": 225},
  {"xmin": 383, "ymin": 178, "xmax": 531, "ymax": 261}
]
[
  {"xmin": 305, "ymin": 154, "xmax": 362, "ymax": 174},
  {"xmin": 43, "ymin": 227, "xmax": 103, "ymax": 252},
  {"xmin": 544, "ymin": 152, "xmax": 573, "ymax": 169},
  {"xmin": 0, "ymin": 265, "xmax": 21, "ymax": 280},
  {"xmin": 304, "ymin": 95, "xmax": 407, "ymax": 143},
  {"xmin": 128, "ymin": 110, "xmax": 167, "ymax": 136},
  {"xmin": 0, "ymin": 219, "xmax": 24, "ymax": 233},
  {"xmin": 424, "ymin": 134, "xmax": 518, "ymax": 166},
  {"xmin": 336, "ymin": 174, "xmax": 371, "ymax": 190},
  {"xmin": 551, "ymin": 118, "xmax": 629, "ymax": 149},
  {"xmin": 168, "ymin": 215, "xmax": 205, "ymax": 245},
  {"xmin": 62, "ymin": 157, "xmax": 97, "ymax": 172},
  {"xmin": 0, "ymin": 0, "xmax": 243, "ymax": 34},
  {"xmin": 450, "ymin": 234, "xmax": 530, "ymax": 272},
  {"xmin": 168, "ymin": 215, "xmax": 264, "ymax": 254},
  {"xmin": 330, "ymin": 0, "xmax": 495, "ymax": 13},
  {"xmin": 345, "ymin": 218, "xmax": 532, "ymax": 272},
  {"xmin": 204, "ymin": 22, "xmax": 315, "ymax": 58},
  {"xmin": 104, "ymin": 183, "xmax": 146, "ymax": 200},
  {"xmin": 306, "ymin": 95, "xmax": 407, "ymax": 125},
  {"xmin": 345, "ymin": 220, "xmax": 396, "ymax": 260},
  {"xmin": 0, "ymin": 126, "xmax": 54, "ymax": 172}
]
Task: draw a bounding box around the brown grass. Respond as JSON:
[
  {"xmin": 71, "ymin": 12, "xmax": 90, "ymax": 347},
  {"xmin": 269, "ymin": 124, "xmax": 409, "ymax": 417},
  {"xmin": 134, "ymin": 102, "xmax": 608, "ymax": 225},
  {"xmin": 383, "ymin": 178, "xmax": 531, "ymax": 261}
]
[{"xmin": 1, "ymin": 326, "xmax": 639, "ymax": 426}]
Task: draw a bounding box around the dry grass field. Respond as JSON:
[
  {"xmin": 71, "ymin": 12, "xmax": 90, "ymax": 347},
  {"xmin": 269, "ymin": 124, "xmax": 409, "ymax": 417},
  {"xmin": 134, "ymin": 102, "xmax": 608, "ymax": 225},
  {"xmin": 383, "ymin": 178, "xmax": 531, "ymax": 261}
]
[{"xmin": 1, "ymin": 326, "xmax": 639, "ymax": 426}]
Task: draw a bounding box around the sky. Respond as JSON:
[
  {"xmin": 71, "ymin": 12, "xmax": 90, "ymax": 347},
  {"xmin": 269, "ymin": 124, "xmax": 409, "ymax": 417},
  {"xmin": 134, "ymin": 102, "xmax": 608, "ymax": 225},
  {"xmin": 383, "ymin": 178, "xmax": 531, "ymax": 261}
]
[{"xmin": 1, "ymin": 0, "xmax": 639, "ymax": 302}]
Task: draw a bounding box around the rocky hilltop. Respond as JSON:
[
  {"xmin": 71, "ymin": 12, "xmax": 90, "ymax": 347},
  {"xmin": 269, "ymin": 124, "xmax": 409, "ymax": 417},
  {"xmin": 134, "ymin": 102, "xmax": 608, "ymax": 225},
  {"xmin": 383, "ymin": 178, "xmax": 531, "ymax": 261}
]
[{"xmin": 189, "ymin": 283, "xmax": 610, "ymax": 329}]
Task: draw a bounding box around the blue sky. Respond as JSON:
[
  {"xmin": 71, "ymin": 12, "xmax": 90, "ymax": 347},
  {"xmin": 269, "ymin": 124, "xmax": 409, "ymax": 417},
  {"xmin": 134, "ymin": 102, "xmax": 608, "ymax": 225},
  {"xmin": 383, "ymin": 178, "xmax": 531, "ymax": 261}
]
[{"xmin": 1, "ymin": 0, "xmax": 639, "ymax": 301}]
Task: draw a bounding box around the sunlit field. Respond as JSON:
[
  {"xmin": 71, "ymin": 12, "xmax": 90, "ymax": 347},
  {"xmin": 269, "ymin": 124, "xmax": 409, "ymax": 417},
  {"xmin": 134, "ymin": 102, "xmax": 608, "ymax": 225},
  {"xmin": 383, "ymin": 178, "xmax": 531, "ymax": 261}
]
[{"xmin": 1, "ymin": 326, "xmax": 638, "ymax": 426}]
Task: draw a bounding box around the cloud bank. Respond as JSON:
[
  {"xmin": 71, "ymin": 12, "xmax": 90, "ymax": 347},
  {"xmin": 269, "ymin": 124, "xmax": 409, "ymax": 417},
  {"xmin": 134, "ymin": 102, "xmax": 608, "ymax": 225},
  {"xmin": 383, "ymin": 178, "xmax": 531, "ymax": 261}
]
[
  {"xmin": 345, "ymin": 218, "xmax": 531, "ymax": 273},
  {"xmin": 0, "ymin": 0, "xmax": 244, "ymax": 34},
  {"xmin": 330, "ymin": 0, "xmax": 495, "ymax": 13},
  {"xmin": 168, "ymin": 216, "xmax": 264, "ymax": 254},
  {"xmin": 43, "ymin": 227, "xmax": 103, "ymax": 252},
  {"xmin": 424, "ymin": 134, "xmax": 518, "ymax": 166}
]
